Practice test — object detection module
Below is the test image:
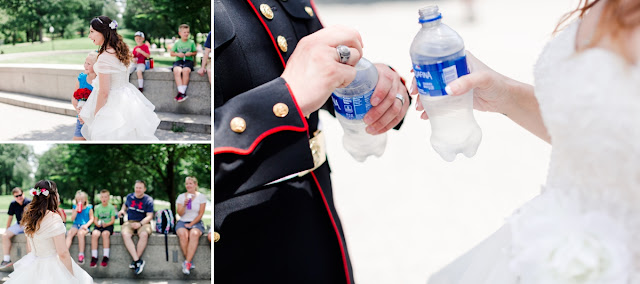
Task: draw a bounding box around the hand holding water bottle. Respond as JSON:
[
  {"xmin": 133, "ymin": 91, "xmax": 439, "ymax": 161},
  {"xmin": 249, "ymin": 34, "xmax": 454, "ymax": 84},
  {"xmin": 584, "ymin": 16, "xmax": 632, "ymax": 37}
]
[
  {"xmin": 186, "ymin": 193, "xmax": 193, "ymax": 210},
  {"xmin": 362, "ymin": 64, "xmax": 410, "ymax": 135},
  {"xmin": 413, "ymin": 51, "xmax": 526, "ymax": 120},
  {"xmin": 281, "ymin": 25, "xmax": 363, "ymax": 116}
]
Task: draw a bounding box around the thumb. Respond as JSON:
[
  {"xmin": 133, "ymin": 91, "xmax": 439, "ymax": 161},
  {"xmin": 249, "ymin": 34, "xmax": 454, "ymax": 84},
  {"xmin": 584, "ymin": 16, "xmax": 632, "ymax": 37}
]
[{"xmin": 445, "ymin": 71, "xmax": 490, "ymax": 96}]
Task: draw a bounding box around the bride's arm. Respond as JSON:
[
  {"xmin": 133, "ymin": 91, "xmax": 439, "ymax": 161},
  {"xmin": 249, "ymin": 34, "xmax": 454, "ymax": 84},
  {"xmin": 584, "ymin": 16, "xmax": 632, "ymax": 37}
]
[
  {"xmin": 53, "ymin": 233, "xmax": 74, "ymax": 276},
  {"xmin": 95, "ymin": 72, "xmax": 111, "ymax": 114},
  {"xmin": 412, "ymin": 51, "xmax": 551, "ymax": 143}
]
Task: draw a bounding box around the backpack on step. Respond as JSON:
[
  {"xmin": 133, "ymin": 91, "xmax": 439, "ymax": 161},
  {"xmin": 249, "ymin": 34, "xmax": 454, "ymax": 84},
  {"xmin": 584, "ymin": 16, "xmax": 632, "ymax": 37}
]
[{"xmin": 155, "ymin": 209, "xmax": 175, "ymax": 261}]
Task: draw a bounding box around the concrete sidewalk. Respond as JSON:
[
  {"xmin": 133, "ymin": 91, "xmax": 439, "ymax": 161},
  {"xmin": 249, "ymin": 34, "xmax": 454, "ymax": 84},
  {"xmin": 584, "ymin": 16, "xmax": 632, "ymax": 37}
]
[
  {"xmin": 310, "ymin": 0, "xmax": 568, "ymax": 283},
  {"xmin": 0, "ymin": 102, "xmax": 210, "ymax": 141},
  {"xmin": 0, "ymin": 272, "xmax": 210, "ymax": 284}
]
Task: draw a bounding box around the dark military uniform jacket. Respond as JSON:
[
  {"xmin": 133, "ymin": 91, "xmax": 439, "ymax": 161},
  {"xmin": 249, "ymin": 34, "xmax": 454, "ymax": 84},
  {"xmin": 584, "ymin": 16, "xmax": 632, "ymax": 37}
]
[{"xmin": 214, "ymin": 0, "xmax": 405, "ymax": 283}]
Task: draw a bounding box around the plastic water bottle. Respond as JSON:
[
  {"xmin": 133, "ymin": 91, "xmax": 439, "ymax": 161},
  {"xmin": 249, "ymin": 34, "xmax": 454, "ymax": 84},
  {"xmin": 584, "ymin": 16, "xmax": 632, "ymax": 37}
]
[
  {"xmin": 410, "ymin": 5, "xmax": 482, "ymax": 162},
  {"xmin": 186, "ymin": 193, "xmax": 193, "ymax": 210},
  {"xmin": 332, "ymin": 58, "xmax": 387, "ymax": 162}
]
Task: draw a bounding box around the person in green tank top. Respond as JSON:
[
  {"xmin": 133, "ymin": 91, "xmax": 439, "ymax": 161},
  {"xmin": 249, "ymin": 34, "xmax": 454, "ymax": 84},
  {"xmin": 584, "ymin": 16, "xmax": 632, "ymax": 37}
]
[
  {"xmin": 170, "ymin": 24, "xmax": 198, "ymax": 103},
  {"xmin": 90, "ymin": 189, "xmax": 117, "ymax": 268}
]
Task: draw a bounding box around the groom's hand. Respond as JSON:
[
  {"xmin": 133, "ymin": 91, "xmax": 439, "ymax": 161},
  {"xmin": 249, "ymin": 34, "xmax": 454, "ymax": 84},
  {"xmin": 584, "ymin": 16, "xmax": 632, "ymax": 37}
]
[{"xmin": 363, "ymin": 64, "xmax": 410, "ymax": 135}]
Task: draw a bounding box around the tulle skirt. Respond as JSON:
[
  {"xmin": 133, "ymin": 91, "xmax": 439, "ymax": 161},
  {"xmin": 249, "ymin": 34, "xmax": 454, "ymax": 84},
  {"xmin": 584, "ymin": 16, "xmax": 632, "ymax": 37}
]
[
  {"xmin": 80, "ymin": 84, "xmax": 160, "ymax": 141},
  {"xmin": 6, "ymin": 253, "xmax": 93, "ymax": 284},
  {"xmin": 427, "ymin": 225, "xmax": 518, "ymax": 284}
]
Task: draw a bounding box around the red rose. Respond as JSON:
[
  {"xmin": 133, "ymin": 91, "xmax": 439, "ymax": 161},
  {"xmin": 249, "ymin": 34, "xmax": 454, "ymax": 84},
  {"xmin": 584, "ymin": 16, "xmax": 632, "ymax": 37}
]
[{"xmin": 74, "ymin": 88, "xmax": 91, "ymax": 100}]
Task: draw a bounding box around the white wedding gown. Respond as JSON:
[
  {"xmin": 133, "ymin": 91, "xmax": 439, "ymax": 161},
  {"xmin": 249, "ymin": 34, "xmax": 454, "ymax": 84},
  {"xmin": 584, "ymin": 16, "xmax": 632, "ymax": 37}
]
[
  {"xmin": 6, "ymin": 212, "xmax": 93, "ymax": 283},
  {"xmin": 79, "ymin": 54, "xmax": 160, "ymax": 141},
  {"xmin": 428, "ymin": 20, "xmax": 640, "ymax": 284}
]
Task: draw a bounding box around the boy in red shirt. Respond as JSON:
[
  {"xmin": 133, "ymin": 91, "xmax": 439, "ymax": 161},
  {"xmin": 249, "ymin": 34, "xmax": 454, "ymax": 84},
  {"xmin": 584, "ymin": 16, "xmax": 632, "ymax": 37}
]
[{"xmin": 132, "ymin": 31, "xmax": 150, "ymax": 92}]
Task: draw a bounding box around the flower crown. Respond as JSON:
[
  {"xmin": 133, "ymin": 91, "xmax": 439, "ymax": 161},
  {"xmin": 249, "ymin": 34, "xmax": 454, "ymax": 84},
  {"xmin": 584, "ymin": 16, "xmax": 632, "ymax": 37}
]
[
  {"xmin": 30, "ymin": 187, "xmax": 50, "ymax": 197},
  {"xmin": 94, "ymin": 18, "xmax": 117, "ymax": 30}
]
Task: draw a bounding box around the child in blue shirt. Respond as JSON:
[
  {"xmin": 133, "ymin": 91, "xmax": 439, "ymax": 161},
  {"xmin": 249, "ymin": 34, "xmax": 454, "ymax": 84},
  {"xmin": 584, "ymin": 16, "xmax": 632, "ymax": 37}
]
[
  {"xmin": 65, "ymin": 190, "xmax": 94, "ymax": 264},
  {"xmin": 71, "ymin": 51, "xmax": 97, "ymax": 141}
]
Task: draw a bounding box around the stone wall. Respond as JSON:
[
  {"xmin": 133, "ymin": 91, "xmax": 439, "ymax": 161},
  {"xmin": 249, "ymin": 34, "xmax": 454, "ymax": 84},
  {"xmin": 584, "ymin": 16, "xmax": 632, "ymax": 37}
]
[
  {"xmin": 3, "ymin": 232, "xmax": 211, "ymax": 280},
  {"xmin": 0, "ymin": 63, "xmax": 211, "ymax": 115}
]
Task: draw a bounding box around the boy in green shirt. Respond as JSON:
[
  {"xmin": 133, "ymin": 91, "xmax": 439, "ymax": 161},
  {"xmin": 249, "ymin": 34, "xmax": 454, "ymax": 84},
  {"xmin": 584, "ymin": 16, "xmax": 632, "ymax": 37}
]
[
  {"xmin": 90, "ymin": 189, "xmax": 117, "ymax": 267},
  {"xmin": 171, "ymin": 24, "xmax": 198, "ymax": 102}
]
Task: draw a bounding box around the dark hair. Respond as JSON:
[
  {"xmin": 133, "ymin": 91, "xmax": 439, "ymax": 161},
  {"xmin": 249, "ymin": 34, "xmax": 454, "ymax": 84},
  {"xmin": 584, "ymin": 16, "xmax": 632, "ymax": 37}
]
[
  {"xmin": 90, "ymin": 15, "xmax": 132, "ymax": 67},
  {"xmin": 12, "ymin": 187, "xmax": 22, "ymax": 195},
  {"xmin": 179, "ymin": 24, "xmax": 190, "ymax": 31},
  {"xmin": 135, "ymin": 180, "xmax": 146, "ymax": 187},
  {"xmin": 100, "ymin": 189, "xmax": 110, "ymax": 195},
  {"xmin": 21, "ymin": 180, "xmax": 60, "ymax": 236}
]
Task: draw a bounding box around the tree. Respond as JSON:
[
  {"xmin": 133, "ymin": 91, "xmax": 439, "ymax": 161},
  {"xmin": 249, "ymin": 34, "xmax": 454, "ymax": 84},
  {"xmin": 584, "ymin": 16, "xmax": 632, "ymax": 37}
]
[
  {"xmin": 0, "ymin": 144, "xmax": 34, "ymax": 194},
  {"xmin": 123, "ymin": 0, "xmax": 210, "ymax": 47},
  {"xmin": 35, "ymin": 144, "xmax": 211, "ymax": 221}
]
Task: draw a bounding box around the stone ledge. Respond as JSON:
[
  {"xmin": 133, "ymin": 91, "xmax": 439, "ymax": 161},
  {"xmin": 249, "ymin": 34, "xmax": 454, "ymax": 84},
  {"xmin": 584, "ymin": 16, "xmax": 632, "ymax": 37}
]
[
  {"xmin": 0, "ymin": 91, "xmax": 211, "ymax": 134},
  {"xmin": 0, "ymin": 64, "xmax": 211, "ymax": 115},
  {"xmin": 2, "ymin": 233, "xmax": 211, "ymax": 280}
]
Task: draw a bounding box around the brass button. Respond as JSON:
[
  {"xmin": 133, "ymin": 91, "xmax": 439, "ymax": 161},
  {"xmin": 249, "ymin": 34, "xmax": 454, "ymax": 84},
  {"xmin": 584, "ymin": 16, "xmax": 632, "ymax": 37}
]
[
  {"xmin": 259, "ymin": 4, "xmax": 274, "ymax": 20},
  {"xmin": 213, "ymin": 232, "xmax": 220, "ymax": 243},
  {"xmin": 230, "ymin": 117, "xmax": 246, "ymax": 133},
  {"xmin": 273, "ymin": 103, "xmax": 289, "ymax": 117},
  {"xmin": 305, "ymin": 6, "xmax": 314, "ymax": 17},
  {"xmin": 277, "ymin": 36, "xmax": 288, "ymax": 53}
]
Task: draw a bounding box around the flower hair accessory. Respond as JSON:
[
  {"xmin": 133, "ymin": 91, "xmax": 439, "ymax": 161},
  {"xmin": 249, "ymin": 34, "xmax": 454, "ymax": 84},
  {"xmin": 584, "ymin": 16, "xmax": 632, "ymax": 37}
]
[
  {"xmin": 29, "ymin": 187, "xmax": 50, "ymax": 197},
  {"xmin": 109, "ymin": 20, "xmax": 118, "ymax": 30}
]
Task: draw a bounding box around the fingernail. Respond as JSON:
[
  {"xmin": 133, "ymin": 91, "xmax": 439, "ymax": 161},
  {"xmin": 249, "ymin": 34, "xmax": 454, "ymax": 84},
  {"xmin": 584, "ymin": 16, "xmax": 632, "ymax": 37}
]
[
  {"xmin": 365, "ymin": 125, "xmax": 375, "ymax": 133},
  {"xmin": 371, "ymin": 97, "xmax": 381, "ymax": 106},
  {"xmin": 409, "ymin": 85, "xmax": 415, "ymax": 94},
  {"xmin": 445, "ymin": 85, "xmax": 454, "ymax": 95},
  {"xmin": 363, "ymin": 115, "xmax": 372, "ymax": 124}
]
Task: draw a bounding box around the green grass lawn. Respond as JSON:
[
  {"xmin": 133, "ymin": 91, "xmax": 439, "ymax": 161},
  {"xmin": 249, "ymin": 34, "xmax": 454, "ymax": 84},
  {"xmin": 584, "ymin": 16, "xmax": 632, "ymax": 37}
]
[
  {"xmin": 0, "ymin": 29, "xmax": 207, "ymax": 68},
  {"xmin": 0, "ymin": 195, "xmax": 211, "ymax": 233},
  {"xmin": 0, "ymin": 53, "xmax": 177, "ymax": 67},
  {"xmin": 0, "ymin": 30, "xmax": 136, "ymax": 54}
]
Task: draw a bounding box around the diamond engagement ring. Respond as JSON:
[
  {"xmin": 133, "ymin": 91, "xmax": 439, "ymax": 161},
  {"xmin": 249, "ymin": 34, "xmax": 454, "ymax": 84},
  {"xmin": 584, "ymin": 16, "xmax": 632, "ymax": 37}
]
[
  {"xmin": 395, "ymin": 93, "xmax": 405, "ymax": 106},
  {"xmin": 336, "ymin": 45, "xmax": 350, "ymax": 64}
]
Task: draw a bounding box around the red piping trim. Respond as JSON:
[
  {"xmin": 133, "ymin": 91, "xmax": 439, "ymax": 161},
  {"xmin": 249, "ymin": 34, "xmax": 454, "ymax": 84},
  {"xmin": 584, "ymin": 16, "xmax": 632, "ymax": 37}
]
[
  {"xmin": 311, "ymin": 172, "xmax": 351, "ymax": 284},
  {"xmin": 214, "ymin": 124, "xmax": 307, "ymax": 155},
  {"xmin": 246, "ymin": 0, "xmax": 286, "ymax": 68},
  {"xmin": 285, "ymin": 82, "xmax": 310, "ymax": 137},
  {"xmin": 309, "ymin": 0, "xmax": 324, "ymax": 27},
  {"xmin": 214, "ymin": 82, "xmax": 309, "ymax": 156}
]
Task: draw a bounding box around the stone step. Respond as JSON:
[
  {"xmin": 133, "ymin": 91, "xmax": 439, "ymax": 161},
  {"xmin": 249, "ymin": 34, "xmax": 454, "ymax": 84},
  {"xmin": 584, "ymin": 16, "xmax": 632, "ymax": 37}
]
[
  {"xmin": 0, "ymin": 91, "xmax": 211, "ymax": 134},
  {"xmin": 2, "ymin": 233, "xmax": 211, "ymax": 280}
]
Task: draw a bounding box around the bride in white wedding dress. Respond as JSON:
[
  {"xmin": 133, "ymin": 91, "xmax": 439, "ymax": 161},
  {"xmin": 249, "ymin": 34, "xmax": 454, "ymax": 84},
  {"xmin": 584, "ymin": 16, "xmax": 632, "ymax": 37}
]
[
  {"xmin": 414, "ymin": 0, "xmax": 640, "ymax": 283},
  {"xmin": 6, "ymin": 180, "xmax": 93, "ymax": 283},
  {"xmin": 79, "ymin": 15, "xmax": 160, "ymax": 141}
]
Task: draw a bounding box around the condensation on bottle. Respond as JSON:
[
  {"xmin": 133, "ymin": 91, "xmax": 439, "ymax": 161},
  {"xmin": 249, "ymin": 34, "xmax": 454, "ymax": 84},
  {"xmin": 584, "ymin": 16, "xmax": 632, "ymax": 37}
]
[
  {"xmin": 332, "ymin": 57, "xmax": 387, "ymax": 162},
  {"xmin": 410, "ymin": 5, "xmax": 482, "ymax": 162}
]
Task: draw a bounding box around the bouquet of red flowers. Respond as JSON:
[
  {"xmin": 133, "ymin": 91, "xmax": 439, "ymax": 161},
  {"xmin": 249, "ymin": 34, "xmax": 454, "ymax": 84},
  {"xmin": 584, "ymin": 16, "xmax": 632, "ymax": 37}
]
[
  {"xmin": 73, "ymin": 88, "xmax": 91, "ymax": 101},
  {"xmin": 73, "ymin": 88, "xmax": 91, "ymax": 108}
]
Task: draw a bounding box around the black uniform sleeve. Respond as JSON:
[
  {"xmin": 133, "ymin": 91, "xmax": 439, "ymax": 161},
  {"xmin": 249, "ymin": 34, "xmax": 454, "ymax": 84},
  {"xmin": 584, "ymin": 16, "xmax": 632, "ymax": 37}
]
[{"xmin": 214, "ymin": 77, "xmax": 315, "ymax": 196}]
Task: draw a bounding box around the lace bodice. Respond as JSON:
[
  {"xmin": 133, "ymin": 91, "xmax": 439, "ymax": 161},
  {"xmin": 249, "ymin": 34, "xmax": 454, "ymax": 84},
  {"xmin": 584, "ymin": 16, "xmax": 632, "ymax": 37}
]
[
  {"xmin": 535, "ymin": 20, "xmax": 640, "ymax": 195},
  {"xmin": 26, "ymin": 212, "xmax": 66, "ymax": 258},
  {"xmin": 532, "ymin": 19, "xmax": 640, "ymax": 280},
  {"xmin": 92, "ymin": 54, "xmax": 130, "ymax": 90}
]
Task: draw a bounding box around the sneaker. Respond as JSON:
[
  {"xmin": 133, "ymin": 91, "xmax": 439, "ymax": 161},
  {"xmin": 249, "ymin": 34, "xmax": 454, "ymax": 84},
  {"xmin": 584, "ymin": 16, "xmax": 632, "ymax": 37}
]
[
  {"xmin": 138, "ymin": 87, "xmax": 144, "ymax": 93},
  {"xmin": 78, "ymin": 254, "xmax": 85, "ymax": 264},
  {"xmin": 101, "ymin": 256, "xmax": 109, "ymax": 267},
  {"xmin": 174, "ymin": 92, "xmax": 182, "ymax": 101},
  {"xmin": 135, "ymin": 259, "xmax": 145, "ymax": 275},
  {"xmin": 0, "ymin": 260, "xmax": 12, "ymax": 269},
  {"xmin": 90, "ymin": 257, "xmax": 98, "ymax": 267},
  {"xmin": 182, "ymin": 260, "xmax": 191, "ymax": 275},
  {"xmin": 129, "ymin": 260, "xmax": 136, "ymax": 269},
  {"xmin": 176, "ymin": 92, "xmax": 188, "ymax": 103}
]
